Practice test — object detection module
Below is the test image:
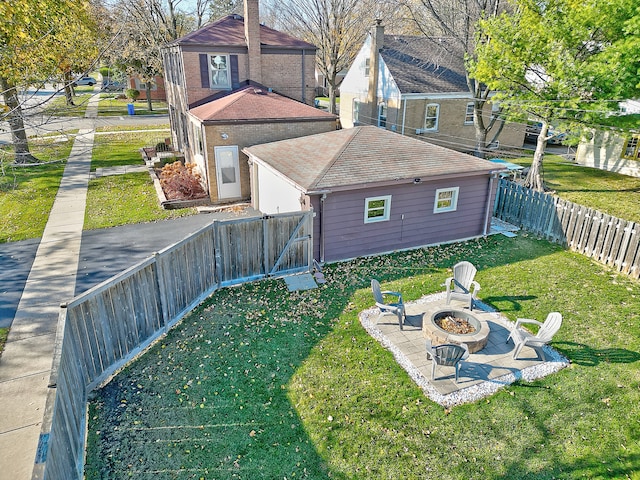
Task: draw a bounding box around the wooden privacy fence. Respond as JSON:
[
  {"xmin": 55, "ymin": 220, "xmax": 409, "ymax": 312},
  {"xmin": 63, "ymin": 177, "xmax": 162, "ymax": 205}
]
[
  {"xmin": 34, "ymin": 211, "xmax": 313, "ymax": 480},
  {"xmin": 494, "ymin": 180, "xmax": 640, "ymax": 279}
]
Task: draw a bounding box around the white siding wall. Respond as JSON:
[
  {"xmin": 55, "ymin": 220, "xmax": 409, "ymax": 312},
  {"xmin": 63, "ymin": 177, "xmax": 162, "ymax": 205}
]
[
  {"xmin": 257, "ymin": 163, "xmax": 303, "ymax": 214},
  {"xmin": 339, "ymin": 36, "xmax": 401, "ymax": 128}
]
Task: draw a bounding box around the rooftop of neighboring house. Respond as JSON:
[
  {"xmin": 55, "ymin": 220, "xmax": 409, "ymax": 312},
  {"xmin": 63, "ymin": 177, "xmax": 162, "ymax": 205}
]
[
  {"xmin": 380, "ymin": 35, "xmax": 468, "ymax": 94},
  {"xmin": 167, "ymin": 14, "xmax": 316, "ymax": 50},
  {"xmin": 189, "ymin": 84, "xmax": 337, "ymax": 123},
  {"xmin": 244, "ymin": 126, "xmax": 498, "ymax": 191}
]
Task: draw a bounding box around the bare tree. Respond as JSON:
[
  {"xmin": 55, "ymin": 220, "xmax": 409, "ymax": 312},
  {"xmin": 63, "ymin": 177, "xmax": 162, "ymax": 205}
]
[
  {"xmin": 403, "ymin": 0, "xmax": 507, "ymax": 157},
  {"xmin": 106, "ymin": 0, "xmax": 197, "ymax": 110},
  {"xmin": 273, "ymin": 0, "xmax": 382, "ymax": 114}
]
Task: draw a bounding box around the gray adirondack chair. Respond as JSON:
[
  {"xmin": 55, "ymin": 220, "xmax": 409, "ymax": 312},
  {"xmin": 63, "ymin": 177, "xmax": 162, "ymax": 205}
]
[
  {"xmin": 371, "ymin": 279, "xmax": 405, "ymax": 329},
  {"xmin": 445, "ymin": 261, "xmax": 480, "ymax": 310},
  {"xmin": 507, "ymin": 312, "xmax": 562, "ymax": 361},
  {"xmin": 426, "ymin": 340, "xmax": 469, "ymax": 382}
]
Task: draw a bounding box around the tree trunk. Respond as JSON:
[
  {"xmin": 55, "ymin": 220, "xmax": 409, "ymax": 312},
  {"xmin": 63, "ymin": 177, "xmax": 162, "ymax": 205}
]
[
  {"xmin": 328, "ymin": 80, "xmax": 337, "ymax": 115},
  {"xmin": 524, "ymin": 122, "xmax": 549, "ymax": 192},
  {"xmin": 473, "ymin": 100, "xmax": 488, "ymax": 158},
  {"xmin": 0, "ymin": 76, "xmax": 39, "ymax": 164},
  {"xmin": 63, "ymin": 70, "xmax": 75, "ymax": 106},
  {"xmin": 145, "ymin": 81, "xmax": 153, "ymax": 111}
]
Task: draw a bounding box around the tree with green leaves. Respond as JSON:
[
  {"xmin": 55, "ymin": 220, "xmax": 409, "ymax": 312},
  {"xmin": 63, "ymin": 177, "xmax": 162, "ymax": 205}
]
[
  {"xmin": 0, "ymin": 0, "xmax": 100, "ymax": 163},
  {"xmin": 403, "ymin": 0, "xmax": 509, "ymax": 158},
  {"xmin": 471, "ymin": 0, "xmax": 640, "ymax": 191}
]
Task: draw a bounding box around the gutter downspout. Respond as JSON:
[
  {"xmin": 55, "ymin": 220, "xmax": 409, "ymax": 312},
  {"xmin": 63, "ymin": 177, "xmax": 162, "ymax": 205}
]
[
  {"xmin": 319, "ymin": 193, "xmax": 327, "ymax": 262},
  {"xmin": 301, "ymin": 50, "xmax": 306, "ymax": 104},
  {"xmin": 483, "ymin": 172, "xmax": 499, "ymax": 236},
  {"xmin": 401, "ymin": 97, "xmax": 407, "ymax": 135}
]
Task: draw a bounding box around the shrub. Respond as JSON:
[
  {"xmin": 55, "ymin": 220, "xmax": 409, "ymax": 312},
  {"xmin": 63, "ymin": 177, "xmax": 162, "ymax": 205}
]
[
  {"xmin": 159, "ymin": 161, "xmax": 207, "ymax": 200},
  {"xmin": 125, "ymin": 89, "xmax": 140, "ymax": 102}
]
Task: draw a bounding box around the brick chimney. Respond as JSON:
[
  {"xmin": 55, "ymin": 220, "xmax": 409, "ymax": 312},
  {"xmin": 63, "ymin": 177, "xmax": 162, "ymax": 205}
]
[
  {"xmin": 366, "ymin": 20, "xmax": 384, "ymax": 126},
  {"xmin": 244, "ymin": 0, "xmax": 262, "ymax": 84}
]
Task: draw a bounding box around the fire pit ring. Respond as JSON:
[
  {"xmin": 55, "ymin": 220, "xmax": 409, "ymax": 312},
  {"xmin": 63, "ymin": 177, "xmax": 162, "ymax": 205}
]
[{"xmin": 423, "ymin": 309, "xmax": 490, "ymax": 353}]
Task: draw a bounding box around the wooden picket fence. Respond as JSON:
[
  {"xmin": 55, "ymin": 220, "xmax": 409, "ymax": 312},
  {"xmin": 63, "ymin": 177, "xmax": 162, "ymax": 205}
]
[
  {"xmin": 494, "ymin": 180, "xmax": 640, "ymax": 279},
  {"xmin": 34, "ymin": 211, "xmax": 313, "ymax": 480}
]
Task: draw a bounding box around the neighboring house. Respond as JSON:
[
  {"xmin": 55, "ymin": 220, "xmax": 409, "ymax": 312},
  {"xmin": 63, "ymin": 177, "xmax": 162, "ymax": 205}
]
[
  {"xmin": 339, "ymin": 23, "xmax": 524, "ymax": 153},
  {"xmin": 128, "ymin": 75, "xmax": 167, "ymax": 101},
  {"xmin": 575, "ymin": 129, "xmax": 640, "ymax": 178},
  {"xmin": 161, "ymin": 0, "xmax": 324, "ymax": 203},
  {"xmin": 244, "ymin": 126, "xmax": 502, "ymax": 263}
]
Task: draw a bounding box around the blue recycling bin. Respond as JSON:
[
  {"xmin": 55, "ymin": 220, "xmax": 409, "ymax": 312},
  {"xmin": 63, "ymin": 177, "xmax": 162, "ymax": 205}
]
[{"xmin": 127, "ymin": 103, "xmax": 135, "ymax": 115}]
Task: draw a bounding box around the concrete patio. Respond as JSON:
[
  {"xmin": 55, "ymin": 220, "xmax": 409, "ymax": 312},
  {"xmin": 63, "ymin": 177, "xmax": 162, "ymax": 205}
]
[{"xmin": 359, "ymin": 293, "xmax": 569, "ymax": 407}]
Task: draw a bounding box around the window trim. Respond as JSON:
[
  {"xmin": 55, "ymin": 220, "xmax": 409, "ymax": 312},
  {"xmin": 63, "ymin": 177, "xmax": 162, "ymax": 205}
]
[
  {"xmin": 208, "ymin": 53, "xmax": 230, "ymax": 89},
  {"xmin": 364, "ymin": 58, "xmax": 371, "ymax": 77},
  {"xmin": 353, "ymin": 98, "xmax": 361, "ymax": 125},
  {"xmin": 623, "ymin": 136, "xmax": 640, "ymax": 160},
  {"xmin": 364, "ymin": 195, "xmax": 392, "ymax": 223},
  {"xmin": 424, "ymin": 103, "xmax": 440, "ymax": 131},
  {"xmin": 464, "ymin": 102, "xmax": 474, "ymax": 124},
  {"xmin": 433, "ymin": 187, "xmax": 459, "ymax": 214}
]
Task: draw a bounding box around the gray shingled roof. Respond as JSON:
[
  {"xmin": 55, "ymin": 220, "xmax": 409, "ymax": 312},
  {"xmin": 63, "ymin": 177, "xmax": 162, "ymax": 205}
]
[
  {"xmin": 244, "ymin": 126, "xmax": 498, "ymax": 191},
  {"xmin": 168, "ymin": 15, "xmax": 316, "ymax": 50},
  {"xmin": 381, "ymin": 36, "xmax": 468, "ymax": 94}
]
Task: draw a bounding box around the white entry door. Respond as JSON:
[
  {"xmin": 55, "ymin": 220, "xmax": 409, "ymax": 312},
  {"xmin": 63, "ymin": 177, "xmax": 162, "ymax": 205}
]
[{"xmin": 214, "ymin": 145, "xmax": 241, "ymax": 199}]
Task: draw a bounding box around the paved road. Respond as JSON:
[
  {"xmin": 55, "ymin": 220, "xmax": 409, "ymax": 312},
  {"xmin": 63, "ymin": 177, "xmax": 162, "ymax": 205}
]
[{"xmin": 0, "ymin": 84, "xmax": 169, "ymax": 145}]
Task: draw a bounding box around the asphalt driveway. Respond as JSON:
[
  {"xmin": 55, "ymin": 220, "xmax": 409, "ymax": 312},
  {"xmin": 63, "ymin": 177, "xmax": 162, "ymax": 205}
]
[{"xmin": 0, "ymin": 215, "xmax": 219, "ymax": 328}]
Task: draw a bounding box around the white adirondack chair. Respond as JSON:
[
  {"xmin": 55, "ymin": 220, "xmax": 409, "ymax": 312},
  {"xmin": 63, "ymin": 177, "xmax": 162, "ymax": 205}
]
[
  {"xmin": 507, "ymin": 312, "xmax": 562, "ymax": 361},
  {"xmin": 371, "ymin": 279, "xmax": 405, "ymax": 329},
  {"xmin": 445, "ymin": 261, "xmax": 480, "ymax": 310},
  {"xmin": 426, "ymin": 340, "xmax": 469, "ymax": 383}
]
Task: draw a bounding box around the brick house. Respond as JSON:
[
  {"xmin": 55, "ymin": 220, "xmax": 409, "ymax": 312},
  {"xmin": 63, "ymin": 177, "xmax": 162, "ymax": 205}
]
[
  {"xmin": 161, "ymin": 0, "xmax": 334, "ymax": 203},
  {"xmin": 339, "ymin": 23, "xmax": 525, "ymax": 154},
  {"xmin": 127, "ymin": 75, "xmax": 167, "ymax": 101}
]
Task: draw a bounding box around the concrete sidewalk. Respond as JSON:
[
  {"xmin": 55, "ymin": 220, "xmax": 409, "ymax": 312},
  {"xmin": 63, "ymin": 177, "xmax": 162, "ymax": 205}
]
[{"xmin": 0, "ymin": 92, "xmax": 99, "ymax": 480}]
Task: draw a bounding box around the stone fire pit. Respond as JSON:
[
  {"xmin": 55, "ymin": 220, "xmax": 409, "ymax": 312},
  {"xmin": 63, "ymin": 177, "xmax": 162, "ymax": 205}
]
[{"xmin": 423, "ymin": 309, "xmax": 490, "ymax": 353}]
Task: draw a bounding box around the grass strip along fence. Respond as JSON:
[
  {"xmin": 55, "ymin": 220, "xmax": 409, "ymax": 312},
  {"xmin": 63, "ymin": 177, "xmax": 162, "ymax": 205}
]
[
  {"xmin": 494, "ymin": 179, "xmax": 640, "ymax": 279},
  {"xmin": 33, "ymin": 212, "xmax": 313, "ymax": 480}
]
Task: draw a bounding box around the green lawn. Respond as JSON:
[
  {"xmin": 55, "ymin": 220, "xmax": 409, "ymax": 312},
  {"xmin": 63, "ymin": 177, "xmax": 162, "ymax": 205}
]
[
  {"xmin": 84, "ymin": 172, "xmax": 196, "ymax": 229},
  {"xmin": 86, "ymin": 128, "xmax": 196, "ymax": 229},
  {"xmin": 40, "ymin": 88, "xmax": 95, "ymax": 117},
  {"xmin": 85, "ymin": 234, "xmax": 640, "ymax": 479},
  {"xmin": 514, "ymin": 154, "xmax": 640, "ymax": 223},
  {"xmin": 0, "ymin": 137, "xmax": 73, "ymax": 242},
  {"xmin": 91, "ymin": 129, "xmax": 170, "ymax": 170},
  {"xmin": 98, "ymin": 95, "xmax": 168, "ymax": 116}
]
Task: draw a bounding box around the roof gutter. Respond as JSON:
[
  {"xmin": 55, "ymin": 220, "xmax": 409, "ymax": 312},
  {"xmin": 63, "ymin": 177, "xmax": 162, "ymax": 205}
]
[{"xmin": 317, "ymin": 169, "xmax": 499, "ymax": 193}]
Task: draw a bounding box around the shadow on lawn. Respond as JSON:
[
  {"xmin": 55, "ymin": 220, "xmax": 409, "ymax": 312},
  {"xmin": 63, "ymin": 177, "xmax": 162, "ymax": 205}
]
[
  {"xmin": 501, "ymin": 451, "xmax": 640, "ymax": 479},
  {"xmin": 483, "ymin": 295, "xmax": 538, "ymax": 313},
  {"xmin": 553, "ymin": 341, "xmax": 640, "ymax": 366}
]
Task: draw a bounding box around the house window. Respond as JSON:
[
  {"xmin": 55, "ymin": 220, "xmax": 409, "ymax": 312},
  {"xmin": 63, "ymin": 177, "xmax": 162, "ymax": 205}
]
[
  {"xmin": 364, "ymin": 58, "xmax": 370, "ymax": 76},
  {"xmin": 623, "ymin": 136, "xmax": 640, "ymax": 160},
  {"xmin": 353, "ymin": 99, "xmax": 361, "ymax": 125},
  {"xmin": 378, "ymin": 102, "xmax": 387, "ymax": 128},
  {"xmin": 209, "ymin": 54, "xmax": 230, "ymax": 88},
  {"xmin": 464, "ymin": 103, "xmax": 474, "ymax": 124},
  {"xmin": 424, "ymin": 104, "xmax": 440, "ymax": 131},
  {"xmin": 434, "ymin": 187, "xmax": 459, "ymax": 213},
  {"xmin": 364, "ymin": 195, "xmax": 392, "ymax": 223},
  {"xmin": 192, "ymin": 122, "xmax": 204, "ymax": 156}
]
